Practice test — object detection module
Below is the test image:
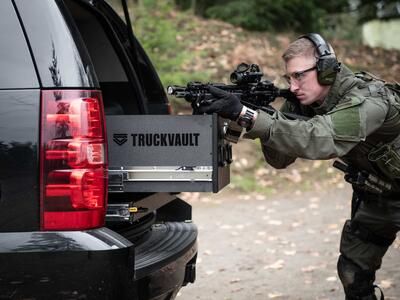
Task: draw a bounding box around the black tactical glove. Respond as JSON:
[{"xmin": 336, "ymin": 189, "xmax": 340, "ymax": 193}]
[{"xmin": 196, "ymin": 86, "xmax": 243, "ymax": 120}]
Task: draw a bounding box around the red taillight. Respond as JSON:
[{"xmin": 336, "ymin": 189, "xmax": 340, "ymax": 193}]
[{"xmin": 40, "ymin": 90, "xmax": 108, "ymax": 231}]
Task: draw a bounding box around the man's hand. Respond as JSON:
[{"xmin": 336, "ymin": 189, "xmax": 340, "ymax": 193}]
[{"xmin": 196, "ymin": 86, "xmax": 243, "ymax": 121}]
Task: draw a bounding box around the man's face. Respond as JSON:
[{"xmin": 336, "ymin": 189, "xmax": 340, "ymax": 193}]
[{"xmin": 284, "ymin": 55, "xmax": 330, "ymax": 106}]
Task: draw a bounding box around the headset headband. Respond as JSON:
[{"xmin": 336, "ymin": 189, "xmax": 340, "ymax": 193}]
[{"xmin": 299, "ymin": 33, "xmax": 332, "ymax": 57}]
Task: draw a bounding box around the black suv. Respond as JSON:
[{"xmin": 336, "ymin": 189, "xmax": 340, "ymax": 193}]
[{"xmin": 0, "ymin": 0, "xmax": 197, "ymax": 299}]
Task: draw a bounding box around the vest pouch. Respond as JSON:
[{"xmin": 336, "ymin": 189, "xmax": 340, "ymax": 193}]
[
  {"xmin": 385, "ymin": 82, "xmax": 400, "ymax": 110},
  {"xmin": 368, "ymin": 136, "xmax": 400, "ymax": 179}
]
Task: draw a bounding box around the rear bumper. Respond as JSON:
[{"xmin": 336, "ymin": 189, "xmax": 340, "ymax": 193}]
[
  {"xmin": 0, "ymin": 228, "xmax": 135, "ymax": 299},
  {"xmin": 0, "ymin": 223, "xmax": 198, "ymax": 300},
  {"xmin": 135, "ymin": 222, "xmax": 198, "ymax": 300}
]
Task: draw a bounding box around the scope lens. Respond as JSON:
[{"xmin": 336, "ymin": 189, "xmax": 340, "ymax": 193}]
[
  {"xmin": 230, "ymin": 73, "xmax": 240, "ymax": 84},
  {"xmin": 236, "ymin": 63, "xmax": 249, "ymax": 72}
]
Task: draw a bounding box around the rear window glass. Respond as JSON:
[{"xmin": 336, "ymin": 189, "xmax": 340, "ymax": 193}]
[{"xmin": 0, "ymin": 1, "xmax": 38, "ymax": 89}]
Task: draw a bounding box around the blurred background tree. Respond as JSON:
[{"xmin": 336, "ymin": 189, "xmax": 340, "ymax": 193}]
[
  {"xmin": 356, "ymin": 0, "xmax": 400, "ymax": 23},
  {"xmin": 173, "ymin": 0, "xmax": 400, "ymax": 34},
  {"xmin": 174, "ymin": 0, "xmax": 350, "ymax": 32}
]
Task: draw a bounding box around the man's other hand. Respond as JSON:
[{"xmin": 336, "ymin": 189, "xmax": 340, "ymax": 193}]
[{"xmin": 197, "ymin": 86, "xmax": 243, "ymax": 120}]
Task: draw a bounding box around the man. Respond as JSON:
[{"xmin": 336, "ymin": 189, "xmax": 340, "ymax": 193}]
[{"xmin": 198, "ymin": 33, "xmax": 400, "ymax": 299}]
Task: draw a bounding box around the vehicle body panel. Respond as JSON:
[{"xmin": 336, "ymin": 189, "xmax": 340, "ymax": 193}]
[{"xmin": 0, "ymin": 90, "xmax": 40, "ymax": 231}]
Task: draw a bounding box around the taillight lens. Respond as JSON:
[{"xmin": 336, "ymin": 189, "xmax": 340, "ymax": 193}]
[{"xmin": 40, "ymin": 90, "xmax": 108, "ymax": 231}]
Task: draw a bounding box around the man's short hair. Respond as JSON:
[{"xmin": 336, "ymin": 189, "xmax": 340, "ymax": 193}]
[{"xmin": 282, "ymin": 38, "xmax": 316, "ymax": 62}]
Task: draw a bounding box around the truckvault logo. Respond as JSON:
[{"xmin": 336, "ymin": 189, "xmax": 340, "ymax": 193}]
[
  {"xmin": 113, "ymin": 134, "xmax": 128, "ymax": 146},
  {"xmin": 131, "ymin": 133, "xmax": 200, "ymax": 147},
  {"xmin": 113, "ymin": 133, "xmax": 201, "ymax": 147}
]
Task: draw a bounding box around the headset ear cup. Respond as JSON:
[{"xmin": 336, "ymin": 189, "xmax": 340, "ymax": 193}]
[
  {"xmin": 299, "ymin": 33, "xmax": 340, "ymax": 85},
  {"xmin": 316, "ymin": 56, "xmax": 339, "ymax": 85}
]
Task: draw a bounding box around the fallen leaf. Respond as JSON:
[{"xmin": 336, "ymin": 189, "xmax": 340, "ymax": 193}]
[
  {"xmin": 264, "ymin": 259, "xmax": 285, "ymax": 270},
  {"xmin": 291, "ymin": 222, "xmax": 302, "ymax": 228},
  {"xmin": 301, "ymin": 266, "xmax": 317, "ymax": 273},
  {"xmin": 326, "ymin": 276, "xmax": 337, "ymax": 282},
  {"xmin": 203, "ymin": 250, "xmax": 213, "ymax": 256},
  {"xmin": 268, "ymin": 292, "xmax": 284, "ymax": 298},
  {"xmin": 268, "ymin": 220, "xmax": 283, "ymax": 226},
  {"xmin": 284, "ymin": 169, "xmax": 302, "ymax": 183},
  {"xmin": 231, "ymin": 287, "xmax": 244, "ymax": 293},
  {"xmin": 313, "ymin": 161, "xmax": 322, "ymax": 168},
  {"xmin": 240, "ymin": 158, "xmax": 248, "ymax": 167},
  {"xmin": 337, "ymin": 182, "xmax": 345, "ymax": 189},
  {"xmin": 255, "ymin": 194, "xmax": 266, "ymax": 201},
  {"xmin": 220, "ymin": 224, "xmax": 232, "ymax": 230}
]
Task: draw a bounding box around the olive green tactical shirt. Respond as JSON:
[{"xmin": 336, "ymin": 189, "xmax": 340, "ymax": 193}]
[{"xmin": 244, "ymin": 65, "xmax": 400, "ymax": 183}]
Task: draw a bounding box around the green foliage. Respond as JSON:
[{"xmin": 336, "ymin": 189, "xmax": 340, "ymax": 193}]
[
  {"xmin": 320, "ymin": 12, "xmax": 362, "ymax": 42},
  {"xmin": 176, "ymin": 0, "xmax": 349, "ymax": 32},
  {"xmin": 133, "ymin": 0, "xmax": 208, "ymax": 86},
  {"xmin": 175, "ymin": 0, "xmax": 229, "ymax": 15}
]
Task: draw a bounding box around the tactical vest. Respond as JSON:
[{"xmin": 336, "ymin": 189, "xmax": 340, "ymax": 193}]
[{"xmin": 340, "ymin": 72, "xmax": 400, "ymax": 188}]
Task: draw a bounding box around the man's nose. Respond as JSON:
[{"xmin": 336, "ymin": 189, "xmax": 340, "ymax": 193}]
[{"xmin": 290, "ymin": 81, "xmax": 299, "ymax": 93}]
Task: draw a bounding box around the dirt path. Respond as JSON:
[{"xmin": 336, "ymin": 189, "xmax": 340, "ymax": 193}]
[{"xmin": 178, "ymin": 186, "xmax": 400, "ymax": 300}]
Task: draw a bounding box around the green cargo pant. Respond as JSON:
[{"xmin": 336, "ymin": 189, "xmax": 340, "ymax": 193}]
[{"xmin": 337, "ymin": 192, "xmax": 400, "ymax": 299}]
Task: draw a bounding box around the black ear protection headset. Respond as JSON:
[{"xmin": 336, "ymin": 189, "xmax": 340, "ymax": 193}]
[{"xmin": 299, "ymin": 33, "xmax": 341, "ymax": 85}]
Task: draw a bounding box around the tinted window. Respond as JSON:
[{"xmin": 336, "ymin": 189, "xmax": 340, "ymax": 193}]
[
  {"xmin": 15, "ymin": 0, "xmax": 96, "ymax": 88},
  {"xmin": 0, "ymin": 1, "xmax": 38, "ymax": 89},
  {"xmin": 65, "ymin": 0, "xmax": 142, "ymax": 114},
  {"xmin": 94, "ymin": 0, "xmax": 169, "ymax": 113}
]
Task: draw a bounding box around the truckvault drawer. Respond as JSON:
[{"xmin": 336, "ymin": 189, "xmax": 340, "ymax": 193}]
[{"xmin": 106, "ymin": 114, "xmax": 231, "ymax": 193}]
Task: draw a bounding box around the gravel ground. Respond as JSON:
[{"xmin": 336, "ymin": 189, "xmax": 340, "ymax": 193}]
[{"xmin": 177, "ymin": 185, "xmax": 400, "ymax": 300}]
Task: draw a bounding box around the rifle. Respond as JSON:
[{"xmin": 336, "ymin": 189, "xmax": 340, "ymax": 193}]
[
  {"xmin": 167, "ymin": 63, "xmax": 307, "ymax": 121},
  {"xmin": 333, "ymin": 160, "xmax": 392, "ymax": 195}
]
